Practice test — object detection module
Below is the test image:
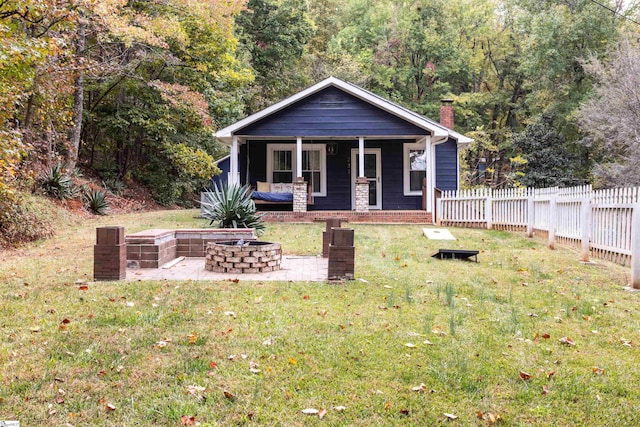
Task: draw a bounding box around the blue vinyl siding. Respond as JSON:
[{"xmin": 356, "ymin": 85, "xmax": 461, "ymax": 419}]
[
  {"xmin": 211, "ymin": 156, "xmax": 230, "ymax": 188},
  {"xmin": 239, "ymin": 87, "xmax": 429, "ymax": 137},
  {"xmin": 435, "ymin": 138, "xmax": 458, "ymax": 191}
]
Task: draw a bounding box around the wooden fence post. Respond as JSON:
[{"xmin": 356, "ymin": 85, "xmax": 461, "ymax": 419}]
[
  {"xmin": 486, "ymin": 191, "xmax": 493, "ymax": 230},
  {"xmin": 631, "ymin": 204, "xmax": 640, "ymax": 289},
  {"xmin": 526, "ymin": 196, "xmax": 534, "ymax": 238},
  {"xmin": 548, "ymin": 195, "xmax": 557, "ymax": 249},
  {"xmin": 580, "ymin": 198, "xmax": 591, "ymax": 262}
]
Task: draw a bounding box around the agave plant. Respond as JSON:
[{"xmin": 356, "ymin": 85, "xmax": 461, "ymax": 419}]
[
  {"xmin": 83, "ymin": 188, "xmax": 110, "ymax": 215},
  {"xmin": 201, "ymin": 183, "xmax": 265, "ymax": 234},
  {"xmin": 39, "ymin": 163, "xmax": 74, "ymax": 199}
]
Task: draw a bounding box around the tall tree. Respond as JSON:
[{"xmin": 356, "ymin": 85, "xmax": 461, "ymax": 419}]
[
  {"xmin": 235, "ymin": 0, "xmax": 314, "ymax": 112},
  {"xmin": 577, "ymin": 37, "xmax": 640, "ymax": 187}
]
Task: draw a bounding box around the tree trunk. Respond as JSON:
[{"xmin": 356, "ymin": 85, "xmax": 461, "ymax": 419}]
[{"xmin": 68, "ymin": 11, "xmax": 86, "ymax": 171}]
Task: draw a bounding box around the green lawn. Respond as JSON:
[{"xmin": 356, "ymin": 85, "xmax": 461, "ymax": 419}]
[{"xmin": 1, "ymin": 210, "xmax": 639, "ymax": 426}]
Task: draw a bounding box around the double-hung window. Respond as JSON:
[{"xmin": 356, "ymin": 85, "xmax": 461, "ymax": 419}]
[
  {"xmin": 267, "ymin": 143, "xmax": 326, "ymax": 196},
  {"xmin": 403, "ymin": 142, "xmax": 427, "ymax": 195}
]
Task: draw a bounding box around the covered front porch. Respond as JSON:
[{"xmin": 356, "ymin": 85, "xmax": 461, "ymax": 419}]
[{"xmin": 215, "ymin": 77, "xmax": 471, "ymax": 219}]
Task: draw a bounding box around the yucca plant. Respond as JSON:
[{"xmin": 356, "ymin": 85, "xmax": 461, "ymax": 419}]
[
  {"xmin": 200, "ymin": 183, "xmax": 265, "ymax": 235},
  {"xmin": 83, "ymin": 188, "xmax": 110, "ymax": 215},
  {"xmin": 39, "ymin": 163, "xmax": 74, "ymax": 199}
]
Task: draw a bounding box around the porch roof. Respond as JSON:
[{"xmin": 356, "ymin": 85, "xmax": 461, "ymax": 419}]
[{"xmin": 216, "ymin": 77, "xmax": 472, "ymax": 145}]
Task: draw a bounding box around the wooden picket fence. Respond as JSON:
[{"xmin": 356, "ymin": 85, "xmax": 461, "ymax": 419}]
[{"xmin": 437, "ymin": 185, "xmax": 640, "ymax": 288}]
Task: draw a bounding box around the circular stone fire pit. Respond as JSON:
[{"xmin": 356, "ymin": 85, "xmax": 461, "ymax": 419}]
[{"xmin": 205, "ymin": 241, "xmax": 282, "ymax": 274}]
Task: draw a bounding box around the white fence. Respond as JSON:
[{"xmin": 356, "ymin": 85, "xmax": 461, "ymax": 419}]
[{"xmin": 437, "ymin": 185, "xmax": 640, "ymax": 288}]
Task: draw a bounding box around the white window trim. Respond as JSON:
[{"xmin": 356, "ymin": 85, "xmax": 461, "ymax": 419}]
[
  {"xmin": 266, "ymin": 143, "xmax": 327, "ymax": 196},
  {"xmin": 403, "ymin": 142, "xmax": 427, "ymax": 196}
]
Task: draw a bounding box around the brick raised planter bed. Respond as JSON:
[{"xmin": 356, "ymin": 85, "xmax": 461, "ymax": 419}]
[
  {"xmin": 125, "ymin": 228, "xmax": 257, "ymax": 269},
  {"xmin": 205, "ymin": 241, "xmax": 282, "ymax": 274}
]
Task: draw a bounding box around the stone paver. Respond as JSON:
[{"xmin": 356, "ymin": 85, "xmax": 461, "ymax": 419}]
[{"xmin": 126, "ymin": 255, "xmax": 328, "ymax": 282}]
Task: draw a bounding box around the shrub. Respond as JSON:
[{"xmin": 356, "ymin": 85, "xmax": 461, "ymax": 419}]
[
  {"xmin": 39, "ymin": 163, "xmax": 74, "ymax": 199},
  {"xmin": 83, "ymin": 188, "xmax": 110, "ymax": 215},
  {"xmin": 200, "ymin": 183, "xmax": 265, "ymax": 234},
  {"xmin": 102, "ymin": 178, "xmax": 125, "ymax": 196},
  {"xmin": 0, "ymin": 193, "xmax": 56, "ymax": 248}
]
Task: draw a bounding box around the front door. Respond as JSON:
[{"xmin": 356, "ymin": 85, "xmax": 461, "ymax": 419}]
[{"xmin": 351, "ymin": 148, "xmax": 382, "ymax": 210}]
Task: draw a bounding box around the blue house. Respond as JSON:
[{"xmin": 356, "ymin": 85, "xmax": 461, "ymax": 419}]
[{"xmin": 215, "ymin": 77, "xmax": 471, "ymax": 222}]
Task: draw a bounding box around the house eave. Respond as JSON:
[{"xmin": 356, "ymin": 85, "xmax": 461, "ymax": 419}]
[{"xmin": 215, "ymin": 77, "xmax": 461, "ymax": 144}]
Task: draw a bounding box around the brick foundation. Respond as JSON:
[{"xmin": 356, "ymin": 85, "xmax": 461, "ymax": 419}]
[
  {"xmin": 262, "ymin": 210, "xmax": 432, "ymax": 224},
  {"xmin": 293, "ymin": 177, "xmax": 308, "ymax": 213},
  {"xmin": 355, "ymin": 177, "xmax": 369, "ymax": 213}
]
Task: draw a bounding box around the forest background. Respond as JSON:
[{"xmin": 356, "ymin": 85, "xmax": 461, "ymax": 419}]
[{"xmin": 1, "ymin": 0, "xmax": 640, "ymax": 245}]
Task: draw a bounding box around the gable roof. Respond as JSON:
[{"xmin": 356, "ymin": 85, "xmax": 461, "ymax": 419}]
[{"xmin": 215, "ymin": 76, "xmax": 472, "ymax": 145}]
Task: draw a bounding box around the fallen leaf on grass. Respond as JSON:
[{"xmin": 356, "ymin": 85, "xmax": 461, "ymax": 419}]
[
  {"xmin": 262, "ymin": 338, "xmax": 273, "ymax": 346},
  {"xmin": 542, "ymin": 333, "xmax": 551, "ymax": 339},
  {"xmin": 318, "ymin": 408, "xmax": 327, "ymax": 419},
  {"xmin": 180, "ymin": 415, "xmax": 196, "ymax": 425},
  {"xmin": 288, "ymin": 357, "xmax": 297, "ymax": 365},
  {"xmin": 105, "ymin": 403, "xmax": 116, "ymax": 411},
  {"xmin": 559, "ymin": 336, "xmax": 575, "ymax": 346},
  {"xmin": 411, "ymin": 383, "xmax": 427, "ymax": 392},
  {"xmin": 209, "ymin": 361, "xmax": 217, "ymax": 368},
  {"xmin": 478, "ymin": 411, "xmax": 502, "ymax": 423},
  {"xmin": 542, "ymin": 385, "xmax": 550, "ymax": 395},
  {"xmin": 444, "ymin": 412, "xmax": 458, "ymax": 419},
  {"xmin": 405, "ymin": 343, "xmax": 416, "ymax": 348},
  {"xmin": 78, "ymin": 285, "xmax": 89, "ymax": 291},
  {"xmin": 620, "ymin": 338, "xmax": 633, "ymax": 347},
  {"xmin": 156, "ymin": 340, "xmax": 170, "ymax": 348},
  {"xmin": 188, "ymin": 333, "xmax": 198, "ymax": 345},
  {"xmin": 302, "ymin": 408, "xmax": 319, "ymax": 415},
  {"xmin": 223, "ymin": 389, "xmax": 235, "ymax": 400},
  {"xmin": 186, "ymin": 385, "xmax": 206, "ymax": 401},
  {"xmin": 519, "ymin": 371, "xmax": 532, "ymax": 381},
  {"xmin": 592, "ymin": 367, "xmax": 605, "ymax": 375},
  {"xmin": 423, "ymin": 340, "xmax": 433, "ymax": 345},
  {"xmin": 224, "ymin": 311, "xmax": 236, "ymax": 318},
  {"xmin": 334, "ymin": 405, "xmax": 346, "ymax": 411},
  {"xmin": 546, "ymin": 371, "xmax": 555, "ymax": 379}
]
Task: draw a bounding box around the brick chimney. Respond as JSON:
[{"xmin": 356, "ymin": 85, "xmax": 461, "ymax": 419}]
[{"xmin": 439, "ymin": 99, "xmax": 454, "ymax": 129}]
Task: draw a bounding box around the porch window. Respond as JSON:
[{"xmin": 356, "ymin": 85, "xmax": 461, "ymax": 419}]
[
  {"xmin": 267, "ymin": 143, "xmax": 327, "ymax": 196},
  {"xmin": 302, "ymin": 150, "xmax": 321, "ymax": 193},
  {"xmin": 272, "ymin": 149, "xmax": 293, "ymax": 183},
  {"xmin": 403, "ymin": 142, "xmax": 427, "ymax": 195}
]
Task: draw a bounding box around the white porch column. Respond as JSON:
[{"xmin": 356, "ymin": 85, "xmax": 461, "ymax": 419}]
[
  {"xmin": 424, "ymin": 136, "xmax": 434, "ymax": 213},
  {"xmin": 230, "ymin": 135, "xmax": 239, "ymax": 185},
  {"xmin": 296, "ymin": 136, "xmax": 303, "ymax": 179},
  {"xmin": 358, "ymin": 136, "xmax": 365, "ymax": 177}
]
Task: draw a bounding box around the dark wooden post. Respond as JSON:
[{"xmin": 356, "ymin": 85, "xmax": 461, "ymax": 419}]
[{"xmin": 94, "ymin": 226, "xmax": 126, "ymax": 280}]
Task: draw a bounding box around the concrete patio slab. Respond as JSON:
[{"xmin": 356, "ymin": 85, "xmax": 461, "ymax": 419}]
[{"xmin": 126, "ymin": 255, "xmax": 328, "ymax": 282}]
